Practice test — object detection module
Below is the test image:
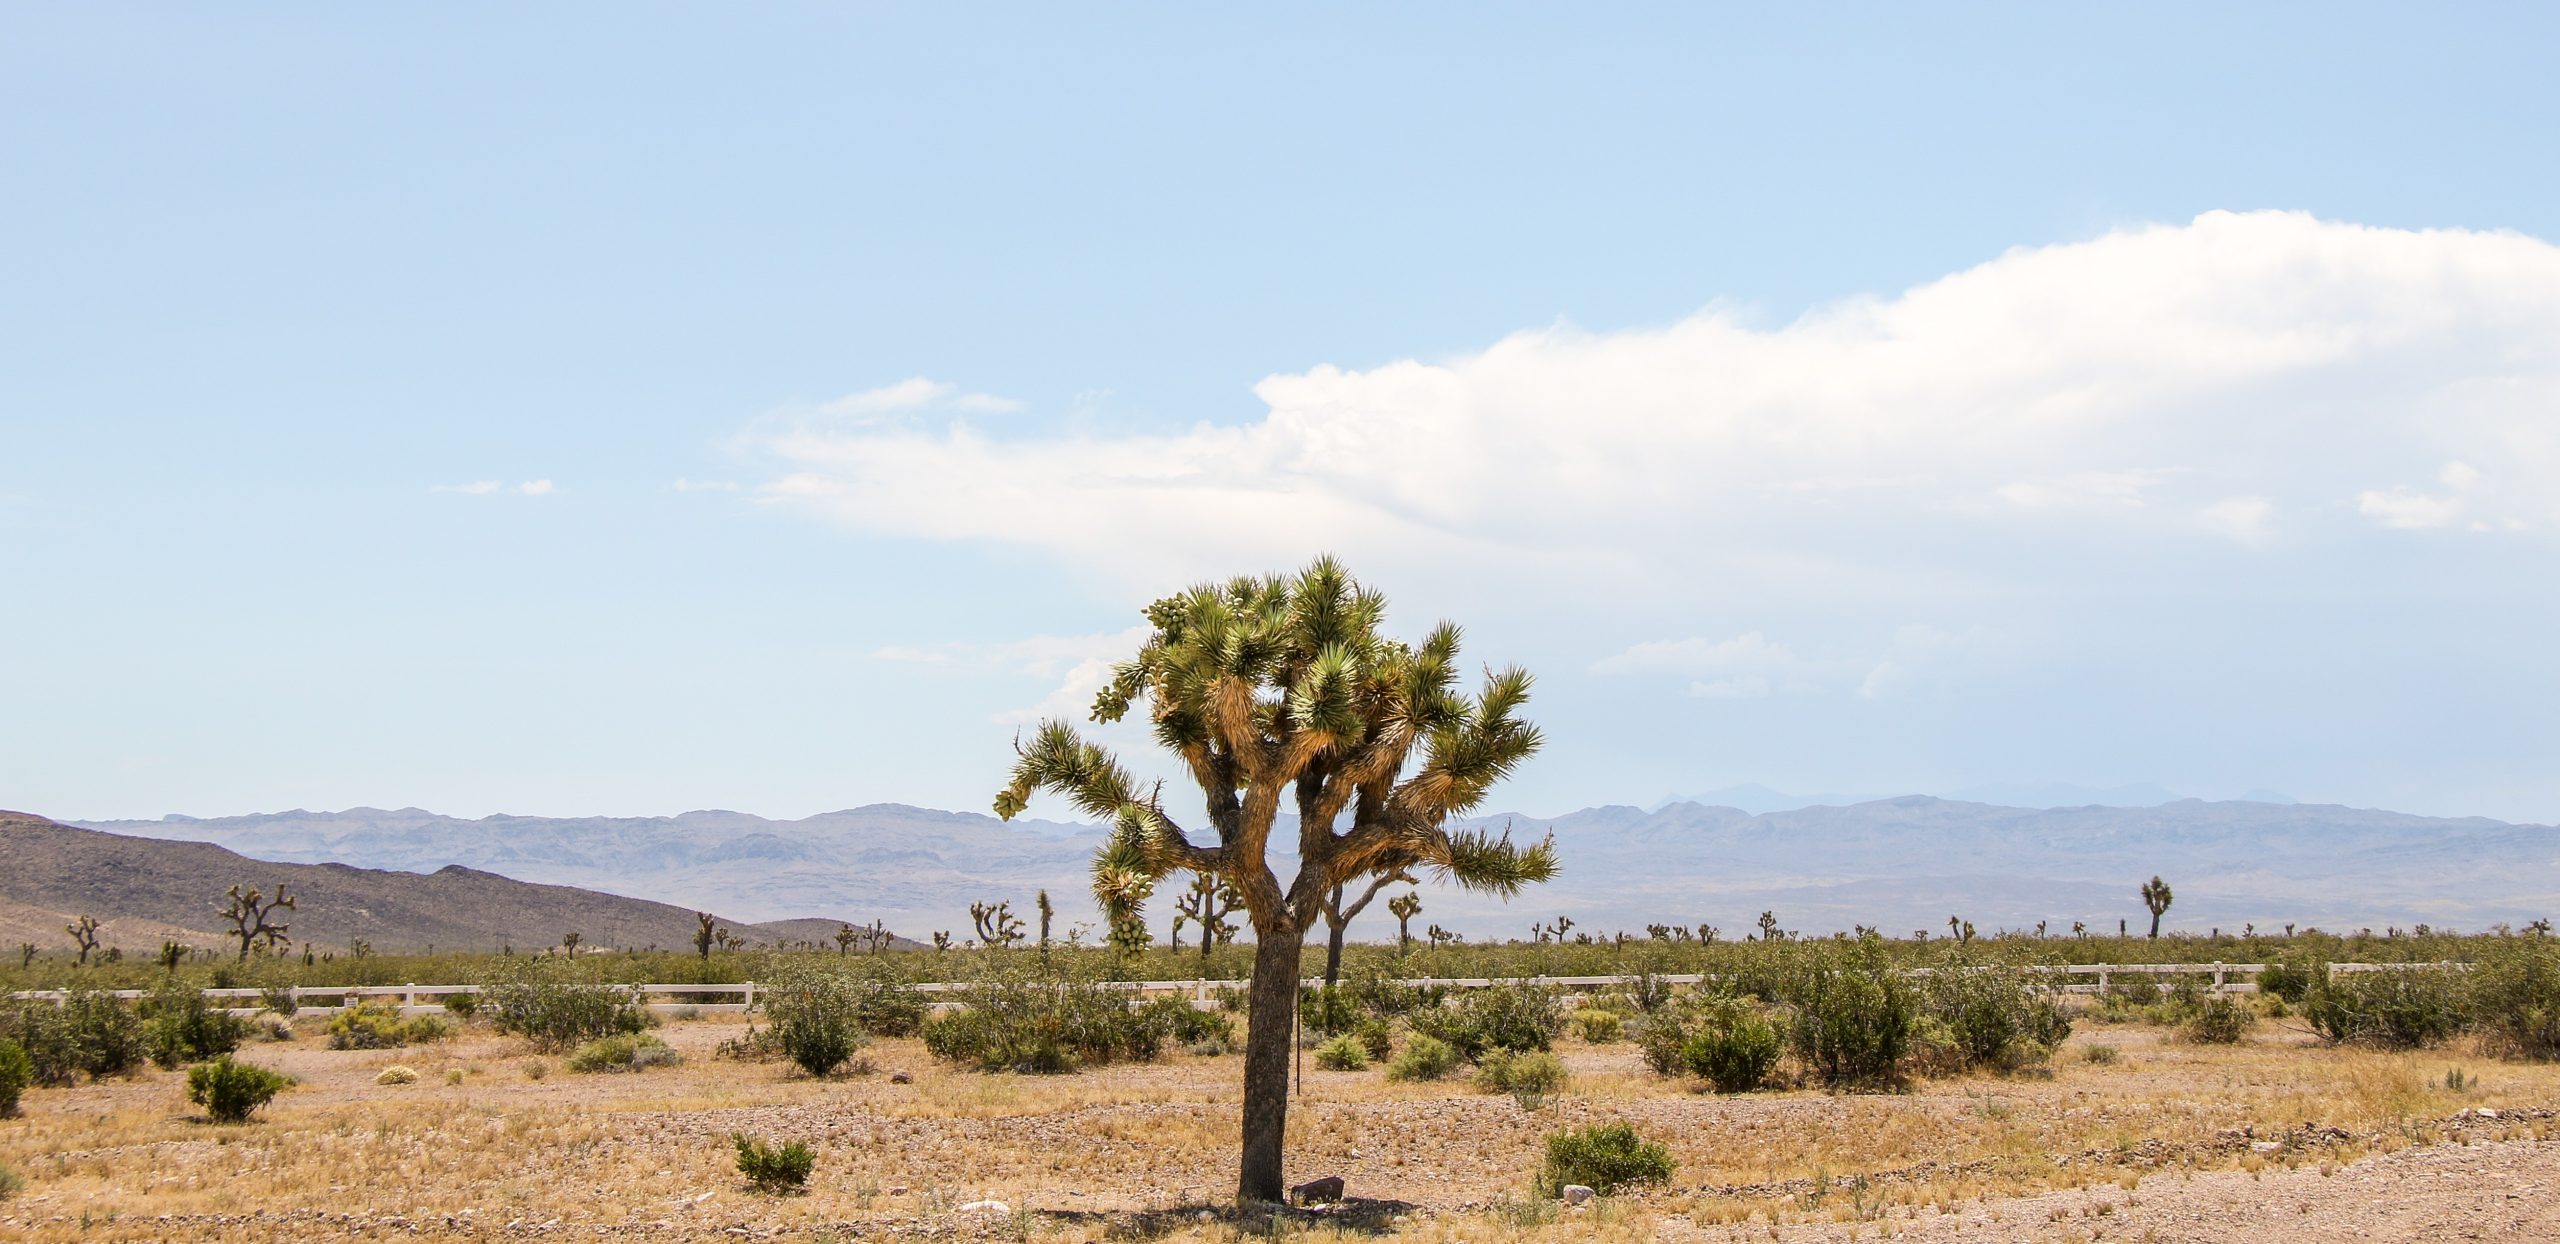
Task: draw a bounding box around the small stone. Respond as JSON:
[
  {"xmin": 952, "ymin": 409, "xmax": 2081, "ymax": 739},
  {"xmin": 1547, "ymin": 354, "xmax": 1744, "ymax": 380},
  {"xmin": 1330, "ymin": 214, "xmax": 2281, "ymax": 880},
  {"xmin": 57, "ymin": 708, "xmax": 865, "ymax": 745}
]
[
  {"xmin": 2479, "ymin": 1108, "xmax": 2502, "ymax": 1119},
  {"xmin": 1289, "ymin": 1175, "xmax": 1345, "ymax": 1207},
  {"xmin": 1195, "ymin": 1210, "xmax": 1217, "ymax": 1223},
  {"xmin": 1561, "ymin": 1185, "xmax": 1596, "ymax": 1206},
  {"xmin": 890, "ymin": 1071, "xmax": 912, "ymax": 1084},
  {"xmin": 958, "ymin": 1200, "xmax": 1011, "ymax": 1214},
  {"xmin": 885, "ymin": 1185, "xmax": 907, "ymax": 1196}
]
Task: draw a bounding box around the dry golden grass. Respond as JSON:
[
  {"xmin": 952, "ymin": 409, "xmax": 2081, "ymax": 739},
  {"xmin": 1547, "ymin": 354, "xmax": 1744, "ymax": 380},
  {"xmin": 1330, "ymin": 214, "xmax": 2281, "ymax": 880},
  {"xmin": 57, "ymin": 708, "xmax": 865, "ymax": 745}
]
[{"xmin": 1, "ymin": 1010, "xmax": 2555, "ymax": 1242}]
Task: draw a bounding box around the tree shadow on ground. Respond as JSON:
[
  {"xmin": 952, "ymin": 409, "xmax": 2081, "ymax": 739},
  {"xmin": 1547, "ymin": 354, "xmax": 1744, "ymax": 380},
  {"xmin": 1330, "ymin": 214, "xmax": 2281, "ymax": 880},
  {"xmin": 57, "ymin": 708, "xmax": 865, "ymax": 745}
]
[{"xmin": 1040, "ymin": 1197, "xmax": 1422, "ymax": 1241}]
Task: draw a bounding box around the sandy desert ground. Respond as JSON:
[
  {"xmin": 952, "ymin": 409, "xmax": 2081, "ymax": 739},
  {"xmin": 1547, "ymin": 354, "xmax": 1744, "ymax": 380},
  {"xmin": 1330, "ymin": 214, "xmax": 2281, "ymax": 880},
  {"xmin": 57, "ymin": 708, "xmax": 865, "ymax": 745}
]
[{"xmin": 4, "ymin": 1011, "xmax": 2556, "ymax": 1242}]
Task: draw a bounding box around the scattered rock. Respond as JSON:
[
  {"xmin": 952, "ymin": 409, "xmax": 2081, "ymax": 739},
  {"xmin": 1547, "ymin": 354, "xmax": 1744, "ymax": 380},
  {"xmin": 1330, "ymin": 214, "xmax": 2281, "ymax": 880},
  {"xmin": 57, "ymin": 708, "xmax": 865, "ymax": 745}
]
[
  {"xmin": 2251, "ymin": 1141, "xmax": 2283, "ymax": 1154},
  {"xmin": 885, "ymin": 1185, "xmax": 907, "ymax": 1196},
  {"xmin": 1288, "ymin": 1175, "xmax": 1345, "ymax": 1207},
  {"xmin": 890, "ymin": 1071, "xmax": 912, "ymax": 1084},
  {"xmin": 957, "ymin": 1199, "xmax": 1011, "ymax": 1214},
  {"xmin": 1560, "ymin": 1184, "xmax": 1596, "ymax": 1206}
]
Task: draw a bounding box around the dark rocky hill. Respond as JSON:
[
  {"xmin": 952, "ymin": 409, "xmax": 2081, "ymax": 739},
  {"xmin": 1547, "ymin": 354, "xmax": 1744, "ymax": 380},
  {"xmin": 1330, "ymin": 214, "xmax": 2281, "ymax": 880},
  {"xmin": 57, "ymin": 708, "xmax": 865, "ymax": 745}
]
[{"xmin": 0, "ymin": 809, "xmax": 883, "ymax": 954}]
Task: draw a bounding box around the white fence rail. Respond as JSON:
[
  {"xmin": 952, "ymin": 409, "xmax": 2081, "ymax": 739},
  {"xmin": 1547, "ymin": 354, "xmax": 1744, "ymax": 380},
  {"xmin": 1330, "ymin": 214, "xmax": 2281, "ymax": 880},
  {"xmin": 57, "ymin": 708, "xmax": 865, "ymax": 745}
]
[{"xmin": 5, "ymin": 961, "xmax": 2465, "ymax": 1018}]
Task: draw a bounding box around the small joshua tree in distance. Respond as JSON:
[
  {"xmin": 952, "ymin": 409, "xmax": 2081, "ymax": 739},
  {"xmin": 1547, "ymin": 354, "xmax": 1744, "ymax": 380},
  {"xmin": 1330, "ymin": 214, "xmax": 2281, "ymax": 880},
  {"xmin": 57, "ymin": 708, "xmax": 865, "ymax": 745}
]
[
  {"xmin": 696, "ymin": 913, "xmax": 718, "ymax": 960},
  {"xmin": 2141, "ymin": 876, "xmax": 2174, "ymax": 939},
  {"xmin": 67, "ymin": 914, "xmax": 101, "ymax": 966},
  {"xmin": 1388, "ymin": 891, "xmax": 1422, "ymax": 951},
  {"xmin": 220, "ymin": 884, "xmax": 295, "ymax": 962}
]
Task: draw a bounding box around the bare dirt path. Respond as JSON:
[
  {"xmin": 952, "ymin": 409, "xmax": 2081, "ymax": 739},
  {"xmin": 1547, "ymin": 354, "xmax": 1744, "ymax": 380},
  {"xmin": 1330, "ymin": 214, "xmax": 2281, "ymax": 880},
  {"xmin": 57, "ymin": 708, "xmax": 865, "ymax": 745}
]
[{"xmin": 1720, "ymin": 1134, "xmax": 2558, "ymax": 1243}]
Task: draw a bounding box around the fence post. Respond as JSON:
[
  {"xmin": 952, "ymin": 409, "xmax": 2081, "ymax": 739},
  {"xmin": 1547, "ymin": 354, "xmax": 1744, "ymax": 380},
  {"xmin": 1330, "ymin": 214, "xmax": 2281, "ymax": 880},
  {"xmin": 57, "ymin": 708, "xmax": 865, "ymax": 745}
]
[
  {"xmin": 2213, "ymin": 962, "xmax": 2225, "ymax": 993},
  {"xmin": 2097, "ymin": 967, "xmax": 2109, "ymax": 994},
  {"xmin": 743, "ymin": 981, "xmax": 755, "ymax": 1012},
  {"xmin": 406, "ymin": 983, "xmax": 417, "ymax": 1009}
]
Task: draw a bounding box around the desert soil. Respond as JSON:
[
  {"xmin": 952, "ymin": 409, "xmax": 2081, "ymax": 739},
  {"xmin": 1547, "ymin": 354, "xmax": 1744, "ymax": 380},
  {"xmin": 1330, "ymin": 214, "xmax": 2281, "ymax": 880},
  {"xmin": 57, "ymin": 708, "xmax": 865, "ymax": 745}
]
[{"xmin": 2, "ymin": 1014, "xmax": 2556, "ymax": 1241}]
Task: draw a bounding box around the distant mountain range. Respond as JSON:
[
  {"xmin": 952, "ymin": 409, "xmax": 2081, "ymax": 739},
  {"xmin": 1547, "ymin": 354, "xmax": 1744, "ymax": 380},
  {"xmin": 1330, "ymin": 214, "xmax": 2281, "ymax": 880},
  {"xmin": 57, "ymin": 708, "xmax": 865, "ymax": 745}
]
[
  {"xmin": 62, "ymin": 795, "xmax": 2560, "ymax": 943},
  {"xmin": 0, "ymin": 810, "xmax": 874, "ymax": 954},
  {"xmin": 1655, "ymin": 782, "xmax": 2297, "ymax": 816}
]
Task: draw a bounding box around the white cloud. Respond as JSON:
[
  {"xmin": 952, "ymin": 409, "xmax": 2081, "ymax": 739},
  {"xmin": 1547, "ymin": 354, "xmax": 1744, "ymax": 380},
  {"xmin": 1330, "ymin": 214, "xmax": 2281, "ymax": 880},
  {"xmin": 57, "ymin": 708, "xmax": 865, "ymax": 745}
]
[
  {"xmin": 515, "ymin": 479, "xmax": 553, "ymax": 496},
  {"xmin": 2197, "ymin": 495, "xmax": 2278, "ymax": 545},
  {"xmin": 1593, "ymin": 632, "xmax": 1835, "ymax": 698},
  {"xmin": 818, "ymin": 377, "xmax": 1025, "ymax": 422},
  {"xmin": 1857, "ymin": 624, "xmax": 1982, "ymax": 699},
  {"xmin": 2356, "ymin": 460, "xmax": 2486, "ymax": 531},
  {"xmin": 1598, "ymin": 626, "xmax": 1984, "ymax": 701},
  {"xmin": 746, "ymin": 213, "xmax": 2560, "ymax": 593},
  {"xmin": 875, "ymin": 626, "xmax": 1152, "ymax": 722}
]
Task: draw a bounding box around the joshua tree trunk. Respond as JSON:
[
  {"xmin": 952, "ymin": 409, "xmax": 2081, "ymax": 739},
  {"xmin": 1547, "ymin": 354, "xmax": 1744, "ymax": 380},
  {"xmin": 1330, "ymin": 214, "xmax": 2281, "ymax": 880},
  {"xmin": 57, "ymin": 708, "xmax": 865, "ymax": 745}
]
[
  {"xmin": 1323, "ymin": 913, "xmax": 1347, "ymax": 989},
  {"xmin": 2148, "ymin": 911, "xmax": 2162, "ymax": 939},
  {"xmin": 1237, "ymin": 927, "xmax": 1304, "ymax": 1204}
]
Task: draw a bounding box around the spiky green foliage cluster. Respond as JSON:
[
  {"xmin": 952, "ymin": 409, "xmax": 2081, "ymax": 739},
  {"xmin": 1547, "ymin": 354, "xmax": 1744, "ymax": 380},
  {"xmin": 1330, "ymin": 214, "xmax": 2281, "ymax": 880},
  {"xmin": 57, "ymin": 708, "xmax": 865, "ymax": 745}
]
[{"xmin": 995, "ymin": 557, "xmax": 1555, "ymax": 930}]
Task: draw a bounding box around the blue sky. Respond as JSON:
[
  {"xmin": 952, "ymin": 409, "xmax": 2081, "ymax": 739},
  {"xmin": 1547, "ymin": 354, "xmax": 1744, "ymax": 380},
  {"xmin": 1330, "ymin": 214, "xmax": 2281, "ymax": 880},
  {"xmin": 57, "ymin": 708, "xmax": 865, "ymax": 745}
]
[{"xmin": 6, "ymin": 5, "xmax": 2559, "ymax": 824}]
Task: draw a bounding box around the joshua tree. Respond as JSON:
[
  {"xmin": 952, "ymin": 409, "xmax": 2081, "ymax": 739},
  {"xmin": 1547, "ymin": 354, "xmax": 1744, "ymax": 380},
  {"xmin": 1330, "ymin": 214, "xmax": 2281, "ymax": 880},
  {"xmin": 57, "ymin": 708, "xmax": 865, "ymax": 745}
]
[
  {"xmin": 969, "ymin": 900, "xmax": 1025, "ymax": 948},
  {"xmin": 994, "ymin": 558, "xmax": 1554, "ymax": 1203},
  {"xmin": 1757, "ymin": 910, "xmax": 1783, "ymax": 941},
  {"xmin": 2140, "ymin": 876, "xmax": 2174, "ymax": 939},
  {"xmin": 220, "ymin": 884, "xmax": 296, "ymax": 962},
  {"xmin": 1387, "ymin": 891, "xmax": 1422, "ymax": 950},
  {"xmin": 67, "ymin": 914, "xmax": 101, "ymax": 965},
  {"xmin": 1104, "ymin": 880, "xmax": 1154, "ymax": 954},
  {"xmin": 560, "ymin": 931, "xmax": 582, "ymax": 957},
  {"xmin": 931, "ymin": 931, "xmax": 952, "ymax": 952},
  {"xmin": 158, "ymin": 940, "xmax": 188, "ymax": 973},
  {"xmin": 861, "ymin": 921, "xmax": 894, "ymax": 954},
  {"xmin": 1174, "ymin": 872, "xmax": 1243, "ymax": 962},
  {"xmin": 1036, "ymin": 890, "xmax": 1056, "ymax": 949},
  {"xmin": 17, "ymin": 942, "xmax": 35, "ymax": 969},
  {"xmin": 832, "ymin": 923, "xmax": 858, "ymax": 955},
  {"xmin": 696, "ymin": 913, "xmax": 718, "ymax": 959},
  {"xmin": 1317, "ymin": 867, "xmax": 1414, "ymax": 987}
]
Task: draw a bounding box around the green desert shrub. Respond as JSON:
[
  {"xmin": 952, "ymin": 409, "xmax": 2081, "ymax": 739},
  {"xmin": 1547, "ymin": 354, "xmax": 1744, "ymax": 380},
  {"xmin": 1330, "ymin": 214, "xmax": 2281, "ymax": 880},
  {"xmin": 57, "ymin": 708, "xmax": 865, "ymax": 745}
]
[
  {"xmin": 1475, "ymin": 1049, "xmax": 1568, "ymax": 1103},
  {"xmin": 1533, "ymin": 1121, "xmax": 1674, "ymax": 1197},
  {"xmin": 1138, "ymin": 997, "xmax": 1233, "ymax": 1048},
  {"xmin": 0, "ymin": 1038, "xmax": 31, "ymax": 1118},
  {"xmin": 1680, "ymin": 1000, "xmax": 1784, "ymax": 1093},
  {"xmin": 1572, "ymin": 1009, "xmax": 1623, "ymax": 1043},
  {"xmin": 732, "ymin": 1133, "xmax": 814, "ymax": 1193},
  {"xmin": 0, "ymin": 1161, "xmax": 20, "ymax": 1201},
  {"xmin": 2183, "ymin": 995, "xmax": 2257, "ymax": 1044},
  {"xmin": 2304, "ymin": 966, "xmax": 2468, "ymax": 1048},
  {"xmin": 2469, "ymin": 938, "xmax": 2560, "ymax": 1061},
  {"xmin": 920, "ymin": 964, "xmax": 1167, "ymax": 1073},
  {"xmin": 326, "ymin": 1001, "xmax": 450, "ymax": 1051},
  {"xmin": 1923, "ymin": 962, "xmax": 2071, "ymax": 1072},
  {"xmin": 758, "ymin": 965, "xmax": 871, "ymax": 1078},
  {"xmin": 1408, "ymin": 980, "xmax": 1564, "ymax": 1060},
  {"xmin": 567, "ymin": 1034, "xmax": 681, "ymax": 1074},
  {"xmin": 1315, "ymin": 1034, "xmax": 1370, "ymax": 1071},
  {"xmin": 141, "ymin": 980, "xmax": 249, "ymax": 1069},
  {"xmin": 260, "ymin": 985, "xmax": 301, "ymax": 1018},
  {"xmin": 3, "ymin": 988, "xmax": 146, "ymax": 1085},
  {"xmin": 479, "ymin": 967, "xmax": 652, "ymax": 1052},
  {"xmin": 1784, "ymin": 934, "xmax": 1917, "ymax": 1087},
  {"xmin": 2256, "ymin": 956, "xmax": 2320, "ymax": 1004},
  {"xmin": 2097, "ymin": 972, "xmax": 2165, "ymax": 1015},
  {"xmin": 1386, "ymin": 1033, "xmax": 1461, "ymax": 1082},
  {"xmin": 1349, "ymin": 1016, "xmax": 1395, "ymax": 1061},
  {"xmin": 186, "ymin": 1056, "xmax": 290, "ymax": 1123}
]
